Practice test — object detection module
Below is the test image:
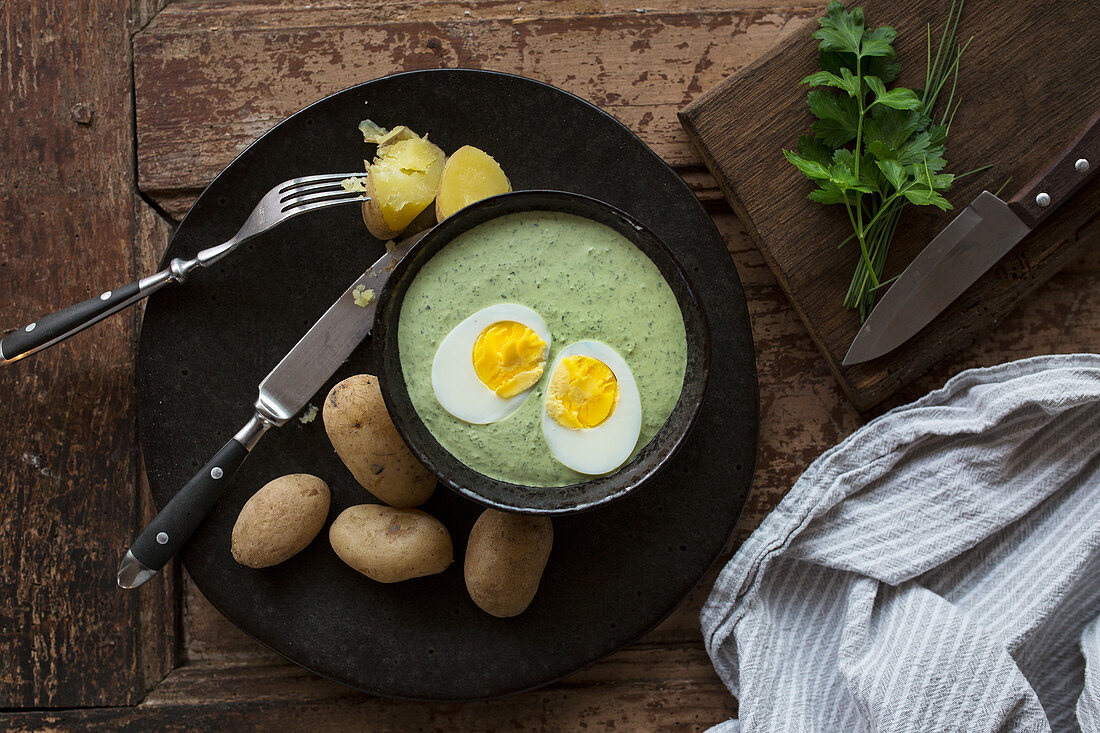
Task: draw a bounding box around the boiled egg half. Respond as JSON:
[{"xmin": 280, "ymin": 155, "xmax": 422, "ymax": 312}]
[
  {"xmin": 542, "ymin": 341, "xmax": 642, "ymax": 475},
  {"xmin": 432, "ymin": 304, "xmax": 550, "ymax": 424}
]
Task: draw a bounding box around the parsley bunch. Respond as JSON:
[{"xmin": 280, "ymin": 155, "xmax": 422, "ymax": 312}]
[{"xmin": 784, "ymin": 0, "xmax": 972, "ymax": 320}]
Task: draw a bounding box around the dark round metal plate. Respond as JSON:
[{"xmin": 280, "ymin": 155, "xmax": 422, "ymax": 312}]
[
  {"xmin": 137, "ymin": 69, "xmax": 758, "ymax": 701},
  {"xmin": 375, "ymin": 190, "xmax": 711, "ymax": 515}
]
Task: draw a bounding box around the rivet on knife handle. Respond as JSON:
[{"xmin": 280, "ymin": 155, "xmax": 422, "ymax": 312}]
[
  {"xmin": 1007, "ymin": 108, "xmax": 1100, "ymax": 229},
  {"xmin": 117, "ymin": 413, "xmax": 272, "ymax": 589},
  {"xmin": 116, "ymin": 230, "xmax": 424, "ymax": 590}
]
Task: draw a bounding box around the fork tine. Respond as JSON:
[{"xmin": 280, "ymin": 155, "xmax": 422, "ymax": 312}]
[
  {"xmin": 281, "ymin": 188, "xmax": 367, "ymax": 208},
  {"xmin": 281, "ymin": 172, "xmax": 367, "ymax": 191},
  {"xmin": 282, "ymin": 195, "xmax": 368, "ymax": 217},
  {"xmin": 280, "ymin": 178, "xmax": 366, "ymax": 203}
]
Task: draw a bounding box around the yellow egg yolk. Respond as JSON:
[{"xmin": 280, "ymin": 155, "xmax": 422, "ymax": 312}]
[
  {"xmin": 472, "ymin": 321, "xmax": 547, "ymax": 398},
  {"xmin": 545, "ymin": 355, "xmax": 619, "ymax": 429}
]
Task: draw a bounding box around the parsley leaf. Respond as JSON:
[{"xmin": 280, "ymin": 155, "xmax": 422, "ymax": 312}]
[
  {"xmin": 902, "ymin": 183, "xmax": 951, "ymax": 210},
  {"xmin": 808, "ymin": 180, "xmax": 851, "ymax": 205},
  {"xmin": 864, "ymin": 106, "xmax": 926, "ymax": 150},
  {"xmin": 802, "ymin": 68, "xmax": 862, "ymax": 97},
  {"xmin": 876, "ymin": 159, "xmax": 907, "ymax": 191},
  {"xmin": 806, "ymin": 91, "xmax": 860, "ymax": 147},
  {"xmin": 811, "ymin": 2, "xmax": 866, "ymax": 55},
  {"xmin": 796, "ymin": 135, "xmax": 834, "ymax": 166},
  {"xmin": 783, "ymin": 150, "xmax": 831, "ymax": 181},
  {"xmin": 820, "ymin": 50, "xmax": 900, "ymax": 85},
  {"xmin": 859, "ymin": 25, "xmax": 898, "ymax": 58},
  {"xmin": 865, "ymin": 76, "xmax": 922, "ymax": 110}
]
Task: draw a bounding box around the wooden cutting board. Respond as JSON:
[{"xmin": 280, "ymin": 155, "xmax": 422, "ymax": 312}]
[{"xmin": 680, "ymin": 0, "xmax": 1100, "ymax": 410}]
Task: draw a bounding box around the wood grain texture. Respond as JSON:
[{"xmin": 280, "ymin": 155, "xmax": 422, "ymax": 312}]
[
  {"xmin": 0, "ymin": 0, "xmax": 175, "ymax": 708},
  {"xmin": 680, "ymin": 0, "xmax": 1100, "ymax": 409},
  {"xmin": 132, "ymin": 1, "xmax": 815, "ymax": 218},
  {"xmin": 2, "ymin": 646, "xmax": 736, "ymax": 732}
]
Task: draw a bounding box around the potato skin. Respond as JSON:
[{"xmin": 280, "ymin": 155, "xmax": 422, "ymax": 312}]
[
  {"xmin": 231, "ymin": 474, "xmax": 330, "ymax": 568},
  {"xmin": 329, "ymin": 504, "xmax": 453, "ymax": 583},
  {"xmin": 361, "ymin": 174, "xmax": 402, "ymax": 240},
  {"xmin": 361, "ymin": 134, "xmax": 445, "ymax": 239},
  {"xmin": 323, "ymin": 374, "xmax": 435, "ymax": 508},
  {"xmin": 464, "ymin": 509, "xmax": 553, "ymax": 618}
]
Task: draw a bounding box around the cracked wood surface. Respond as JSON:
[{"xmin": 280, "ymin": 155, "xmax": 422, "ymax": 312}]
[
  {"xmin": 0, "ymin": 0, "xmax": 175, "ymax": 709},
  {"xmin": 133, "ymin": 0, "xmax": 816, "ymax": 218},
  {"xmin": 2, "ymin": 0, "xmax": 1099, "ymax": 727}
]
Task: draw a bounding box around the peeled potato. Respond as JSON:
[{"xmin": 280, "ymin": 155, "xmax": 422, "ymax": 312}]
[
  {"xmin": 359, "ymin": 123, "xmax": 445, "ymax": 239},
  {"xmin": 464, "ymin": 509, "xmax": 553, "ymax": 618},
  {"xmin": 329, "ymin": 504, "xmax": 453, "ymax": 583},
  {"xmin": 435, "ymin": 145, "xmax": 512, "ymax": 221},
  {"xmin": 323, "ymin": 374, "xmax": 435, "ymax": 508}
]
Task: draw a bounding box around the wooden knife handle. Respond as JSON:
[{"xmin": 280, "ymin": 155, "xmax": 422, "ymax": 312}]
[{"xmin": 1008, "ymin": 109, "xmax": 1100, "ymax": 229}]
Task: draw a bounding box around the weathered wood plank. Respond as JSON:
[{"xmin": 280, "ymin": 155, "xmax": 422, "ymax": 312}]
[
  {"xmin": 1, "ymin": 646, "xmax": 736, "ymax": 732},
  {"xmin": 134, "ymin": 203, "xmax": 182, "ymax": 692},
  {"xmin": 680, "ymin": 0, "xmax": 1100, "ymax": 409},
  {"xmin": 148, "ymin": 0, "xmax": 813, "ymax": 28},
  {"xmin": 0, "ymin": 0, "xmax": 176, "ymax": 708},
  {"xmin": 133, "ymin": 5, "xmax": 815, "ymax": 218}
]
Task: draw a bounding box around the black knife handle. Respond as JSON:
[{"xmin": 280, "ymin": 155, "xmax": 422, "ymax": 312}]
[
  {"xmin": 0, "ymin": 261, "xmax": 189, "ymax": 364},
  {"xmin": 128, "ymin": 437, "xmax": 252, "ymax": 573},
  {"xmin": 1008, "ymin": 109, "xmax": 1100, "ymax": 229}
]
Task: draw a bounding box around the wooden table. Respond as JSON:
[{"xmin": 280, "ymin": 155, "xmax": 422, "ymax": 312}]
[{"xmin": 2, "ymin": 1, "xmax": 1096, "ymax": 729}]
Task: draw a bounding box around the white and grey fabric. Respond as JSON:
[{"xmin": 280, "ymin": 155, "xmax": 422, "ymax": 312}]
[{"xmin": 702, "ymin": 354, "xmax": 1100, "ymax": 732}]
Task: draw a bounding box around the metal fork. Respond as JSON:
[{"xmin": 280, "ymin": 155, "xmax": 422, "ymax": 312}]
[{"xmin": 1, "ymin": 173, "xmax": 369, "ymax": 364}]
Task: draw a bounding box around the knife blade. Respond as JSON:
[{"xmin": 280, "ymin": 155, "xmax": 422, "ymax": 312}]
[
  {"xmin": 118, "ymin": 233, "xmax": 422, "ymax": 589},
  {"xmin": 844, "ymin": 110, "xmax": 1099, "ymax": 366},
  {"xmin": 842, "ymin": 192, "xmax": 1029, "ymax": 364}
]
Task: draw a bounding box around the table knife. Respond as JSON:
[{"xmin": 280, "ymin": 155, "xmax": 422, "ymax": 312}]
[
  {"xmin": 843, "ymin": 110, "xmax": 1099, "ymax": 366},
  {"xmin": 117, "ymin": 234, "xmax": 422, "ymax": 589}
]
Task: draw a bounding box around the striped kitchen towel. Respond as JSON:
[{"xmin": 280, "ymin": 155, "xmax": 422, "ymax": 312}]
[{"xmin": 702, "ymin": 354, "xmax": 1100, "ymax": 732}]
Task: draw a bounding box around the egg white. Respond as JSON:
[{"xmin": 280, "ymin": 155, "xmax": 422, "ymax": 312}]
[
  {"xmin": 541, "ymin": 341, "xmax": 642, "ymax": 475},
  {"xmin": 431, "ymin": 303, "xmax": 551, "ymax": 424}
]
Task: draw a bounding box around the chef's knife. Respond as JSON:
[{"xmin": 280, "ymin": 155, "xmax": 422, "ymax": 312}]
[
  {"xmin": 117, "ymin": 234, "xmax": 422, "ymax": 589},
  {"xmin": 843, "ymin": 110, "xmax": 1099, "ymax": 366}
]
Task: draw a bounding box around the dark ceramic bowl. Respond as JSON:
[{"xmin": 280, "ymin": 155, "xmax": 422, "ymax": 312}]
[{"xmin": 373, "ymin": 190, "xmax": 710, "ymax": 514}]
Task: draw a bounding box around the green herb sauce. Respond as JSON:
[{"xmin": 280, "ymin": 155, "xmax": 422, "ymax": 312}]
[{"xmin": 398, "ymin": 211, "xmax": 686, "ymax": 487}]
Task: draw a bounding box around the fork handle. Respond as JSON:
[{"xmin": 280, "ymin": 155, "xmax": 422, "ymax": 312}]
[{"xmin": 1, "ymin": 260, "xmax": 194, "ymax": 364}]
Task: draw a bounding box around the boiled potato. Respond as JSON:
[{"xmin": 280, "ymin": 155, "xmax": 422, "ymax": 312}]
[
  {"xmin": 464, "ymin": 509, "xmax": 553, "ymax": 617},
  {"xmin": 359, "ymin": 121, "xmax": 445, "ymax": 239},
  {"xmin": 231, "ymin": 474, "xmax": 330, "ymax": 568},
  {"xmin": 435, "ymin": 145, "xmax": 512, "ymax": 221},
  {"xmin": 329, "ymin": 504, "xmax": 453, "ymax": 582},
  {"xmin": 323, "ymin": 374, "xmax": 435, "ymax": 507}
]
